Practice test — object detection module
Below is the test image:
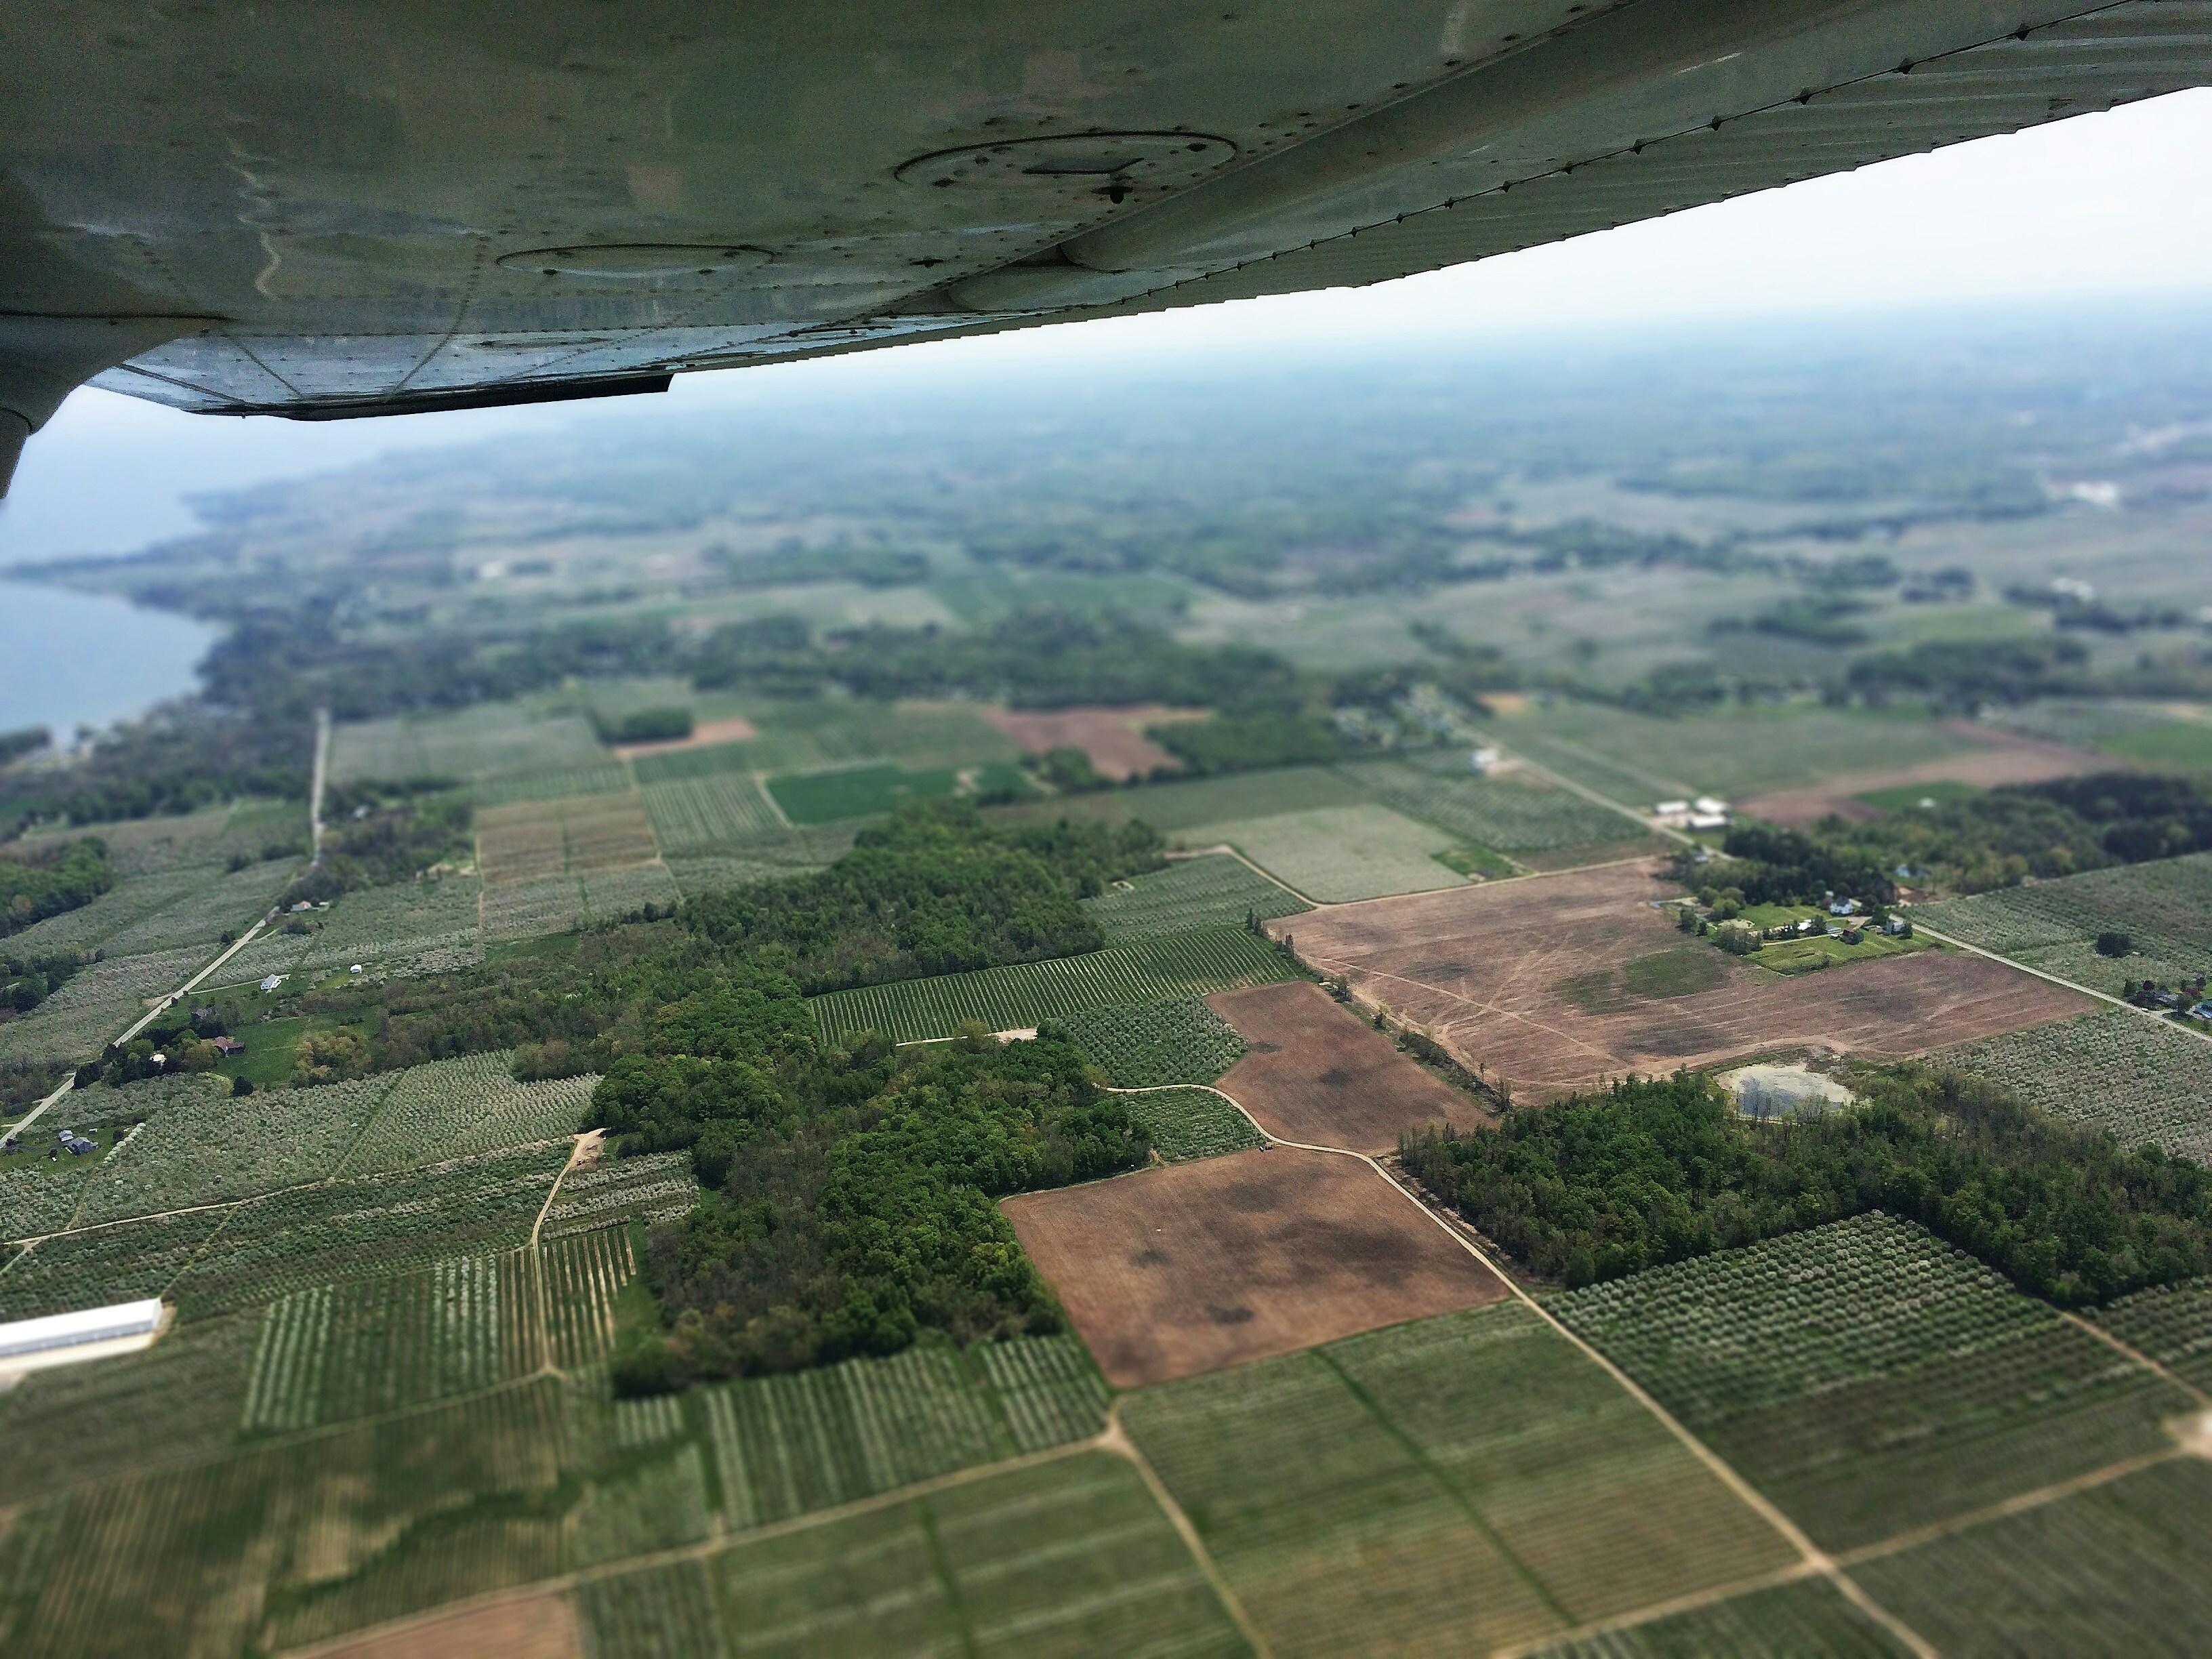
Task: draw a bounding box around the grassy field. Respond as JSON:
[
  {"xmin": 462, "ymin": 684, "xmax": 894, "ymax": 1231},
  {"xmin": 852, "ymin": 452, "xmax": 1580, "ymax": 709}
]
[
  {"xmin": 1533, "ymin": 1579, "xmax": 1910, "ymax": 1658},
  {"xmin": 2094, "ymin": 717, "xmax": 2212, "ymax": 772},
  {"xmin": 808, "ymin": 926, "xmax": 1303, "ymax": 1044},
  {"xmin": 1122, "ymin": 1300, "xmax": 1795, "ymax": 1656},
  {"xmin": 1913, "ymin": 852, "xmax": 2212, "ymax": 997},
  {"xmin": 1179, "ymin": 803, "xmax": 1471, "ymax": 903},
  {"xmin": 1933, "ymin": 1009, "xmax": 2212, "ymax": 1163},
  {"xmin": 1059, "ymin": 997, "xmax": 1246, "ymax": 1086},
  {"xmin": 1554, "ymin": 1213, "xmax": 2193, "ymax": 1551},
  {"xmin": 1851, "ymin": 1459, "xmax": 2212, "ymax": 1657},
  {"xmin": 1083, "ymin": 853, "xmax": 1309, "ymax": 941},
  {"xmin": 1345, "ymin": 756, "xmax": 1658, "ymax": 866},
  {"xmin": 1119, "ymin": 1085, "xmax": 1269, "ymax": 1161},
  {"xmin": 767, "ymin": 759, "xmax": 1031, "ymax": 825}
]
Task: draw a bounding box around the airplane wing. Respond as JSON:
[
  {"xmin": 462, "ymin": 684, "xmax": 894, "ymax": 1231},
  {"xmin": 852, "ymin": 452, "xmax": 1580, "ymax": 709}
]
[{"xmin": 2, "ymin": 0, "xmax": 2207, "ymax": 489}]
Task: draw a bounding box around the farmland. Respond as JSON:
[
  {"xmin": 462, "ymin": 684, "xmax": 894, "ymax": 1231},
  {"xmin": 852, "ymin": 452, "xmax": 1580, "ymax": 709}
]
[
  {"xmin": 1913, "ymin": 851, "xmax": 2212, "ymax": 997},
  {"xmin": 1933, "ymin": 1009, "xmax": 2212, "ymax": 1162},
  {"xmin": 1345, "ymin": 756, "xmax": 1659, "ymax": 867},
  {"xmin": 639, "ymin": 773, "xmax": 785, "ymax": 849},
  {"xmin": 331, "ymin": 706, "xmax": 609, "ymax": 785},
  {"xmin": 287, "ymin": 874, "xmax": 484, "ymax": 979},
  {"xmin": 1122, "ymin": 1301, "xmax": 1796, "ymax": 1657},
  {"xmin": 1208, "ymin": 979, "xmax": 1492, "ymax": 1150},
  {"xmin": 476, "ymin": 792, "xmax": 660, "ymax": 884},
  {"xmin": 542, "ymin": 1223, "xmax": 636, "ymax": 1369},
  {"xmin": 1553, "ymin": 1213, "xmax": 2193, "ymax": 1550},
  {"xmin": 766, "ymin": 759, "xmax": 1031, "ymax": 825},
  {"xmin": 1534, "ymin": 1580, "xmax": 1910, "ymax": 1657},
  {"xmin": 480, "ymin": 874, "xmax": 586, "ymax": 940},
  {"xmin": 1059, "ymin": 996, "xmax": 1246, "ymax": 1086},
  {"xmin": 1175, "ymin": 802, "xmax": 1469, "ymax": 903},
  {"xmin": 1283, "ymin": 862, "xmax": 2091, "ymax": 1097},
  {"xmin": 340, "ymin": 1051, "xmax": 597, "ymax": 1173},
  {"xmin": 1851, "ymin": 1460, "xmax": 2212, "ymax": 1658},
  {"xmin": 700, "ymin": 1452, "xmax": 1250, "ymax": 1659},
  {"xmin": 1082, "ymin": 853, "xmax": 1308, "ymax": 941},
  {"xmin": 1002, "ymin": 1147, "xmax": 1506, "ymax": 1386},
  {"xmin": 807, "ymin": 925, "xmax": 1303, "ymax": 1044},
  {"xmin": 2088, "ymin": 1277, "xmax": 2212, "ymax": 1392},
  {"xmin": 1118, "ymin": 1085, "xmax": 1269, "ymax": 1161},
  {"xmin": 539, "ymin": 1151, "xmax": 697, "ymax": 1238},
  {"xmin": 0, "ymin": 1207, "xmax": 230, "ymax": 1320}
]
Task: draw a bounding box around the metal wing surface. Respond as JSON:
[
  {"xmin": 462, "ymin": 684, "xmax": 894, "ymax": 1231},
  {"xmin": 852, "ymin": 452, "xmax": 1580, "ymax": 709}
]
[{"xmin": 1, "ymin": 1, "xmax": 2209, "ymax": 487}]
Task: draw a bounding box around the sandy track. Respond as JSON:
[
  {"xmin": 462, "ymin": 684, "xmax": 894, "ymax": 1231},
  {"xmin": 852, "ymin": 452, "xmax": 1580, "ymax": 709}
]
[
  {"xmin": 1280, "ymin": 863, "xmax": 2093, "ymax": 1099},
  {"xmin": 1206, "ymin": 981, "xmax": 1494, "ymax": 1152},
  {"xmin": 1003, "ymin": 1147, "xmax": 1506, "ymax": 1387},
  {"xmin": 1740, "ymin": 724, "xmax": 2112, "ymax": 827}
]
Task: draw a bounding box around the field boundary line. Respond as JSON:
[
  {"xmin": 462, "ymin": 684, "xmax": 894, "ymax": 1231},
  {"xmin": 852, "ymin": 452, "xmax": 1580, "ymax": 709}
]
[
  {"xmin": 1907, "ymin": 921, "xmax": 2212, "ymax": 1050},
  {"xmin": 1098, "ymin": 1402, "xmax": 1274, "ymax": 1659},
  {"xmin": 1180, "ymin": 1070, "xmax": 1937, "ymax": 1659},
  {"xmin": 1486, "ymin": 1559, "xmax": 1822, "ymax": 1659},
  {"xmin": 271, "ymin": 1431, "xmax": 1110, "ymax": 1659},
  {"xmin": 1835, "ymin": 1446, "xmax": 2187, "ymax": 1570}
]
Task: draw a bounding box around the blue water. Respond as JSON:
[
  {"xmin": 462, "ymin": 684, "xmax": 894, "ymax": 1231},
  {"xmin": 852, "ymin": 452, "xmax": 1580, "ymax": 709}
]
[{"xmin": 0, "ymin": 582, "xmax": 216, "ymax": 741}]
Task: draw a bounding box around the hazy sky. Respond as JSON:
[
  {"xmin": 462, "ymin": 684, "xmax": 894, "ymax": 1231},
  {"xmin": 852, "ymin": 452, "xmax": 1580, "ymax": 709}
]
[{"xmin": 5, "ymin": 87, "xmax": 2212, "ymax": 565}]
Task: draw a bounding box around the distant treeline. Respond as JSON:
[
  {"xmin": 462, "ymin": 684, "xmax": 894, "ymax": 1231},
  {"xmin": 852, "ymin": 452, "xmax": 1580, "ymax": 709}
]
[
  {"xmin": 0, "ymin": 706, "xmax": 311, "ymax": 834},
  {"xmin": 1404, "ymin": 1067, "xmax": 2212, "ymax": 1307}
]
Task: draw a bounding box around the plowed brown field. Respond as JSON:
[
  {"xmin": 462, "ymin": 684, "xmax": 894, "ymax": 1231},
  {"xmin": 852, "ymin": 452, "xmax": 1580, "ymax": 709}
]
[
  {"xmin": 312, "ymin": 1593, "xmax": 581, "ymax": 1659},
  {"xmin": 1279, "ymin": 862, "xmax": 2092, "ymax": 1099},
  {"xmin": 1207, "ymin": 980, "xmax": 1494, "ymax": 1152},
  {"xmin": 979, "ymin": 703, "xmax": 1197, "ymax": 781},
  {"xmin": 1740, "ymin": 722, "xmax": 2110, "ymax": 826},
  {"xmin": 1002, "ymin": 1149, "xmax": 1505, "ymax": 1387}
]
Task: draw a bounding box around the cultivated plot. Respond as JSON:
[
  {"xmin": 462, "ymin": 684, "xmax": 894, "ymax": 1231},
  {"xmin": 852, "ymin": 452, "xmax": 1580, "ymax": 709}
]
[
  {"xmin": 1286, "ymin": 862, "xmax": 2091, "ymax": 1097},
  {"xmin": 1082, "ymin": 853, "xmax": 1309, "ymax": 942},
  {"xmin": 1344, "ymin": 756, "xmax": 1659, "ymax": 868},
  {"xmin": 1122, "ymin": 1301, "xmax": 1797, "ymax": 1658},
  {"xmin": 1179, "ymin": 802, "xmax": 1469, "ymax": 903},
  {"xmin": 477, "ymin": 792, "xmax": 659, "ymax": 884},
  {"xmin": 340, "ymin": 1051, "xmax": 596, "ymax": 1175},
  {"xmin": 1933, "ymin": 1008, "xmax": 2212, "ymax": 1163},
  {"xmin": 1059, "ymin": 996, "xmax": 1246, "ymax": 1087},
  {"xmin": 331, "ymin": 706, "xmax": 608, "ymax": 785},
  {"xmin": 1914, "ymin": 851, "xmax": 2212, "ymax": 998},
  {"xmin": 1003, "ymin": 1147, "xmax": 1506, "ymax": 1387},
  {"xmin": 2089, "ymin": 1277, "xmax": 2212, "ymax": 1394},
  {"xmin": 808, "ymin": 926, "xmax": 1302, "ymax": 1045},
  {"xmin": 1120, "ymin": 1086, "xmax": 1269, "ymax": 1162},
  {"xmin": 1738, "ymin": 724, "xmax": 2111, "ymax": 827},
  {"xmin": 539, "ymin": 1150, "xmax": 697, "ymax": 1238},
  {"xmin": 1207, "ymin": 979, "xmax": 1492, "ymax": 1151},
  {"xmin": 979, "ymin": 702, "xmax": 1193, "ymax": 781},
  {"xmin": 1530, "ymin": 1579, "xmax": 1910, "ymax": 1658},
  {"xmin": 639, "ymin": 773, "xmax": 784, "ymax": 850},
  {"xmin": 1553, "ymin": 1213, "xmax": 2194, "ymax": 1551}
]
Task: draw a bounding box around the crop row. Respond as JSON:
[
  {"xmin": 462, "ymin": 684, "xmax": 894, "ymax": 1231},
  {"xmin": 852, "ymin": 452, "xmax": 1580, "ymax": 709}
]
[
  {"xmin": 1933, "ymin": 1008, "xmax": 2212, "ymax": 1164},
  {"xmin": 98, "ymin": 860, "xmax": 300, "ymax": 960},
  {"xmin": 0, "ymin": 1166, "xmax": 91, "ymax": 1243},
  {"xmin": 579, "ymin": 861, "xmax": 682, "ymax": 922},
  {"xmin": 0, "ymin": 1208, "xmax": 229, "ymax": 1322},
  {"xmin": 472, "ymin": 760, "xmax": 634, "ymax": 806},
  {"xmin": 640, "ymin": 774, "xmax": 785, "ymax": 851},
  {"xmin": 79, "ymin": 1070, "xmax": 394, "ymax": 1226},
  {"xmin": 1059, "ymin": 996, "xmax": 1246, "ymax": 1087},
  {"xmin": 167, "ymin": 1141, "xmax": 572, "ymax": 1317},
  {"xmin": 342, "ymin": 1050, "xmax": 596, "ymax": 1175},
  {"xmin": 1915, "ymin": 851, "xmax": 2212, "ymax": 981},
  {"xmin": 808, "ymin": 926, "xmax": 1303, "ymax": 1045},
  {"xmin": 330, "ymin": 708, "xmax": 607, "ymax": 785},
  {"xmin": 541, "ymin": 1151, "xmax": 697, "ymax": 1237},
  {"xmin": 544, "ymin": 1223, "xmax": 637, "ymax": 1370},
  {"xmin": 1122, "ymin": 1085, "xmax": 1268, "ymax": 1162},
  {"xmin": 0, "ymin": 866, "xmax": 213, "ymax": 958},
  {"xmin": 289, "ymin": 875, "xmax": 484, "ymax": 975},
  {"xmin": 2089, "ymin": 1276, "xmax": 2212, "ymax": 1392},
  {"xmin": 1347, "ymin": 757, "xmax": 1643, "ymax": 855},
  {"xmin": 480, "ymin": 874, "xmax": 586, "ymax": 941},
  {"xmin": 968, "ymin": 1333, "xmax": 1111, "ymax": 1454},
  {"xmin": 1082, "ymin": 854, "xmax": 1309, "ymax": 943},
  {"xmin": 1551, "ymin": 1212, "xmax": 2055, "ymax": 1423},
  {"xmin": 577, "ymin": 1561, "xmax": 729, "ymax": 1659}
]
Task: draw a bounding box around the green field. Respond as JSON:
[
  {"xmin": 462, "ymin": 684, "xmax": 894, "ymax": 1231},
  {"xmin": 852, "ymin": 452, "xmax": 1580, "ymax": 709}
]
[
  {"xmin": 1179, "ymin": 802, "xmax": 1469, "ymax": 902},
  {"xmin": 1118, "ymin": 1085, "xmax": 1269, "ymax": 1161},
  {"xmin": 1746, "ymin": 928, "xmax": 1934, "ymax": 975},
  {"xmin": 1855, "ymin": 779, "xmax": 1987, "ymax": 812},
  {"xmin": 808, "ymin": 926, "xmax": 1303, "ymax": 1044},
  {"xmin": 640, "ymin": 773, "xmax": 786, "ymax": 848},
  {"xmin": 1083, "ymin": 853, "xmax": 1309, "ymax": 941},
  {"xmin": 1913, "ymin": 852, "xmax": 2212, "ymax": 997},
  {"xmin": 1851, "ymin": 1459, "xmax": 2212, "ymax": 1658},
  {"xmin": 1059, "ymin": 996, "xmax": 1247, "ymax": 1087},
  {"xmin": 1123, "ymin": 1300, "xmax": 1795, "ymax": 1657},
  {"xmin": 2095, "ymin": 717, "xmax": 2212, "ymax": 772},
  {"xmin": 2087, "ymin": 1276, "xmax": 2212, "ymax": 1393},
  {"xmin": 1553, "ymin": 1213, "xmax": 2193, "ymax": 1551},
  {"xmin": 767, "ymin": 759, "xmax": 1031, "ymax": 824},
  {"xmin": 1345, "ymin": 756, "xmax": 1658, "ymax": 865},
  {"xmin": 471, "ymin": 761, "xmax": 635, "ymax": 805},
  {"xmin": 1933, "ymin": 1009, "xmax": 2212, "ymax": 1163},
  {"xmin": 331, "ymin": 706, "xmax": 609, "ymax": 784},
  {"xmin": 1533, "ymin": 1579, "xmax": 1910, "ymax": 1658}
]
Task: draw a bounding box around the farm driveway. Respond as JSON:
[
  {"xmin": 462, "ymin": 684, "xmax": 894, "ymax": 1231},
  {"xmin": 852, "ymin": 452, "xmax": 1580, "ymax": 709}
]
[
  {"xmin": 1003, "ymin": 1147, "xmax": 1507, "ymax": 1387},
  {"xmin": 1207, "ymin": 980, "xmax": 1493, "ymax": 1152},
  {"xmin": 1282, "ymin": 862, "xmax": 2093, "ymax": 1099}
]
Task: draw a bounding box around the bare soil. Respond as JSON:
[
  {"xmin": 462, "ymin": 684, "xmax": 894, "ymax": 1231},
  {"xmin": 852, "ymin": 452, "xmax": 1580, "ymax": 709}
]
[
  {"xmin": 1279, "ymin": 862, "xmax": 2093, "ymax": 1100},
  {"xmin": 1206, "ymin": 981, "xmax": 1494, "ymax": 1152},
  {"xmin": 309, "ymin": 1593, "xmax": 581, "ymax": 1659},
  {"xmin": 611, "ymin": 714, "xmax": 760, "ymax": 758},
  {"xmin": 1739, "ymin": 723, "xmax": 2112, "ymax": 826},
  {"xmin": 979, "ymin": 704, "xmax": 1203, "ymax": 781},
  {"xmin": 1002, "ymin": 1147, "xmax": 1506, "ymax": 1387}
]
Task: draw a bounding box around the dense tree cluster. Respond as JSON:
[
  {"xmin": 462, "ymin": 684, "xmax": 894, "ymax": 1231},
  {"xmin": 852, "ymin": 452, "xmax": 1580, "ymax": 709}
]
[
  {"xmin": 0, "ymin": 837, "xmax": 114, "ymax": 936},
  {"xmin": 0, "ymin": 706, "xmax": 310, "ymax": 834},
  {"xmin": 291, "ymin": 794, "xmax": 474, "ymax": 903},
  {"xmin": 1402, "ymin": 1067, "xmax": 2212, "ymax": 1305}
]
